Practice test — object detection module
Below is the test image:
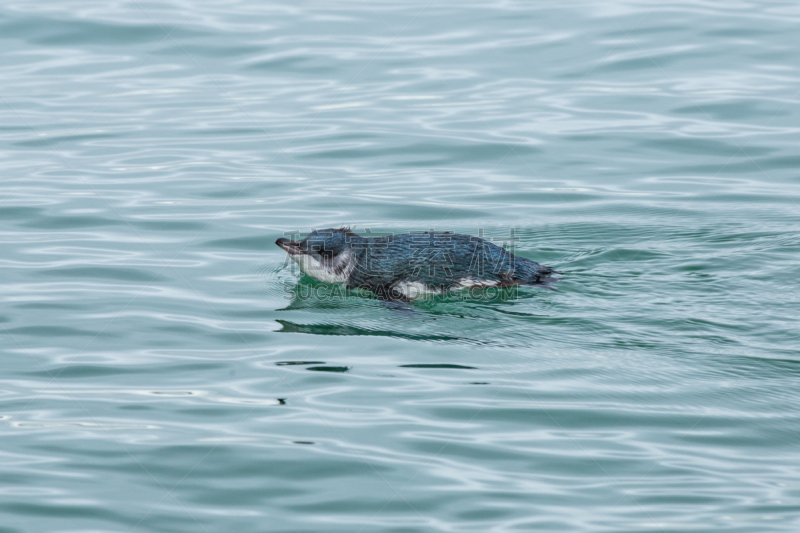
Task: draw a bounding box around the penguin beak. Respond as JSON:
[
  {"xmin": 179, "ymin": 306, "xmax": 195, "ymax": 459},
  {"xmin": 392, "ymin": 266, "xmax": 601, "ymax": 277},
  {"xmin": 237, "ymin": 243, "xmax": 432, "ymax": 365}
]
[{"xmin": 276, "ymin": 238, "xmax": 303, "ymax": 255}]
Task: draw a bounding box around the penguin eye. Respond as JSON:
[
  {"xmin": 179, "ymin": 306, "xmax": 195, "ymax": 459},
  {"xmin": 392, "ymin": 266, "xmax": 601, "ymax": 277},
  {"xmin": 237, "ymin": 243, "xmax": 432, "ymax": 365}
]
[{"xmin": 320, "ymin": 249, "xmax": 334, "ymax": 260}]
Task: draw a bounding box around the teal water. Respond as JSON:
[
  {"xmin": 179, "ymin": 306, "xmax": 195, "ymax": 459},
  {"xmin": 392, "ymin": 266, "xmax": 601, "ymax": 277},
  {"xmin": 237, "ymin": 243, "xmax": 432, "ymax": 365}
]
[{"xmin": 1, "ymin": 1, "xmax": 799, "ymax": 531}]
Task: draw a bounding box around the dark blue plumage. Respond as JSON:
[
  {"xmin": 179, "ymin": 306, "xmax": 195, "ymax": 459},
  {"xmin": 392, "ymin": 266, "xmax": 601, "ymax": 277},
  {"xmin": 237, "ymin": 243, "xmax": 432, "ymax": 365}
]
[{"xmin": 276, "ymin": 228, "xmax": 556, "ymax": 300}]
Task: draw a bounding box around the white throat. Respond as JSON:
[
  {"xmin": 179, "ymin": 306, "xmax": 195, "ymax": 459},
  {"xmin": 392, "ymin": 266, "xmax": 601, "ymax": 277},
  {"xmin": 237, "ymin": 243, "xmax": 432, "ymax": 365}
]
[{"xmin": 290, "ymin": 250, "xmax": 355, "ymax": 284}]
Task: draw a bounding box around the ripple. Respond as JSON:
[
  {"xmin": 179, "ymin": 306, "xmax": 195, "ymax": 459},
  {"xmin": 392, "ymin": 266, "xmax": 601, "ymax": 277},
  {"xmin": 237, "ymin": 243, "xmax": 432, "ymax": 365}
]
[
  {"xmin": 399, "ymin": 364, "xmax": 477, "ymax": 369},
  {"xmin": 1, "ymin": 0, "xmax": 799, "ymax": 531}
]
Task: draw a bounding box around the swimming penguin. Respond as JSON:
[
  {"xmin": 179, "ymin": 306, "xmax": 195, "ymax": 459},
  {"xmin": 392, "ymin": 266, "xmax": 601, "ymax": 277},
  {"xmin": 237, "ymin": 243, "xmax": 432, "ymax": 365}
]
[{"xmin": 276, "ymin": 227, "xmax": 557, "ymax": 300}]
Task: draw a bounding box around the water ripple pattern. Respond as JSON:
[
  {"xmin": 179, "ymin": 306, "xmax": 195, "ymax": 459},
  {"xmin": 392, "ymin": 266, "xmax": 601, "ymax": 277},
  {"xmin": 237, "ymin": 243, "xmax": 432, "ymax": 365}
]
[{"xmin": 1, "ymin": 1, "xmax": 799, "ymax": 532}]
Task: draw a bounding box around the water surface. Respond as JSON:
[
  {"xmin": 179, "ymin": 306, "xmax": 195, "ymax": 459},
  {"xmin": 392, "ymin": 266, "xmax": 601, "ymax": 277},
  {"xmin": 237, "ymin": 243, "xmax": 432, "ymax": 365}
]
[{"xmin": 1, "ymin": 1, "xmax": 799, "ymax": 531}]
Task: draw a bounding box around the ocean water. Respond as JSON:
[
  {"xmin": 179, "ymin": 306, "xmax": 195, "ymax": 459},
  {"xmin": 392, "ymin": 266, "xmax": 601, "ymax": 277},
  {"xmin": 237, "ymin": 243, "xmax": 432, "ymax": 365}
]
[{"xmin": 1, "ymin": 1, "xmax": 799, "ymax": 531}]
